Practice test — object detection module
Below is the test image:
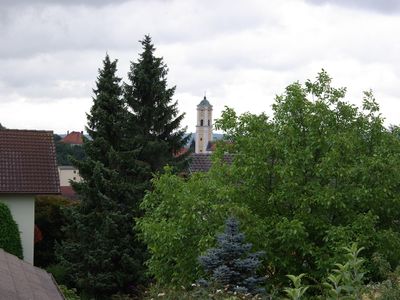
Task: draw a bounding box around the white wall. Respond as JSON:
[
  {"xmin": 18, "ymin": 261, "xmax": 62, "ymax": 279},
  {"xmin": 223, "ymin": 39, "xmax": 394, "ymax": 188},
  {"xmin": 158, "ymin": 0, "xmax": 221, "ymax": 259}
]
[
  {"xmin": 0, "ymin": 195, "xmax": 35, "ymax": 264},
  {"xmin": 58, "ymin": 167, "xmax": 81, "ymax": 186}
]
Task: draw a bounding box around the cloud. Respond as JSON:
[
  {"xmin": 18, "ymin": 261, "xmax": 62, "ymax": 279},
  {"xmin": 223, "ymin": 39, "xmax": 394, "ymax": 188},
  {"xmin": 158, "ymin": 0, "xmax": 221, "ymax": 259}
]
[
  {"xmin": 0, "ymin": 0, "xmax": 132, "ymax": 7},
  {"xmin": 1, "ymin": 0, "xmax": 400, "ymax": 133},
  {"xmin": 306, "ymin": 0, "xmax": 400, "ymax": 14}
]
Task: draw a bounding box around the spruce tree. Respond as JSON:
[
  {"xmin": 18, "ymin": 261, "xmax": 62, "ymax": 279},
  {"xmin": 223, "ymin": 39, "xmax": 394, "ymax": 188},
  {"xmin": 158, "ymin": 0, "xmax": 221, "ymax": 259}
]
[
  {"xmin": 57, "ymin": 55, "xmax": 145, "ymax": 299},
  {"xmin": 198, "ymin": 217, "xmax": 265, "ymax": 295},
  {"xmin": 124, "ymin": 35, "xmax": 189, "ymax": 176}
]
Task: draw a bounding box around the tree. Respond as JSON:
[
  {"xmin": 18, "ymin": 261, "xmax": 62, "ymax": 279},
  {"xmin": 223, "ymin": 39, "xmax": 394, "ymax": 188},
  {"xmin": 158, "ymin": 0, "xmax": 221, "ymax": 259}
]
[
  {"xmin": 0, "ymin": 202, "xmax": 23, "ymax": 258},
  {"xmin": 215, "ymin": 70, "xmax": 400, "ymax": 284},
  {"xmin": 54, "ymin": 134, "xmax": 86, "ymax": 166},
  {"xmin": 137, "ymin": 167, "xmax": 263, "ymax": 286},
  {"xmin": 198, "ymin": 217, "xmax": 265, "ymax": 295},
  {"xmin": 124, "ymin": 35, "xmax": 189, "ymax": 176},
  {"xmin": 57, "ymin": 55, "xmax": 145, "ymax": 298},
  {"xmin": 139, "ymin": 70, "xmax": 400, "ymax": 290}
]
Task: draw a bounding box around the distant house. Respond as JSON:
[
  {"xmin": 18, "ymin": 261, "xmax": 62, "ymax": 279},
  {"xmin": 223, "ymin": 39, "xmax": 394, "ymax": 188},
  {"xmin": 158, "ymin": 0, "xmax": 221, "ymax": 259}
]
[
  {"xmin": 61, "ymin": 131, "xmax": 84, "ymax": 145},
  {"xmin": 58, "ymin": 165, "xmax": 81, "ymax": 199},
  {"xmin": 0, "ymin": 249, "xmax": 64, "ymax": 299},
  {"xmin": 0, "ymin": 130, "xmax": 60, "ymax": 264}
]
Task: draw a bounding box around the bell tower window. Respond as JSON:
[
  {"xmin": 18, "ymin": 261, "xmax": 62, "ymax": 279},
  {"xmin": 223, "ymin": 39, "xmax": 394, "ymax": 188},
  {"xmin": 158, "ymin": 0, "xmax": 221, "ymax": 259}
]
[{"xmin": 200, "ymin": 119, "xmax": 204, "ymax": 126}]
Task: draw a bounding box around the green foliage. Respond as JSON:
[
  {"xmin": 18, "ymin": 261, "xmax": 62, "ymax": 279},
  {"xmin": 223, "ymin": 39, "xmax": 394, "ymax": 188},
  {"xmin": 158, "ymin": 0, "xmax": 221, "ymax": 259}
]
[
  {"xmin": 58, "ymin": 37, "xmax": 188, "ymax": 298},
  {"xmin": 124, "ymin": 34, "xmax": 189, "ymax": 173},
  {"xmin": 54, "ymin": 134, "xmax": 86, "ymax": 166},
  {"xmin": 47, "ymin": 264, "xmax": 70, "ymax": 286},
  {"xmin": 198, "ymin": 217, "xmax": 265, "ymax": 295},
  {"xmin": 57, "ymin": 54, "xmax": 145, "ymax": 299},
  {"xmin": 214, "ymin": 70, "xmax": 400, "ymax": 284},
  {"xmin": 138, "ymin": 167, "xmax": 263, "ymax": 286},
  {"xmin": 365, "ymin": 265, "xmax": 400, "ymax": 300},
  {"xmin": 59, "ymin": 285, "xmax": 80, "ymax": 300},
  {"xmin": 34, "ymin": 195, "xmax": 75, "ymax": 267},
  {"xmin": 284, "ymin": 274, "xmax": 309, "ymax": 300},
  {"xmin": 140, "ymin": 70, "xmax": 400, "ymax": 290},
  {"xmin": 0, "ymin": 201, "xmax": 23, "ymax": 259},
  {"xmin": 143, "ymin": 284, "xmax": 267, "ymax": 300},
  {"xmin": 323, "ymin": 243, "xmax": 366, "ymax": 299}
]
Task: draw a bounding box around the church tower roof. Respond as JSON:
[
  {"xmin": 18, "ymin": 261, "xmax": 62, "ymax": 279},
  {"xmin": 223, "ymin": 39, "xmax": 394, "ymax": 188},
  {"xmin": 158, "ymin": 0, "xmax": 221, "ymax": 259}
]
[{"xmin": 197, "ymin": 96, "xmax": 212, "ymax": 108}]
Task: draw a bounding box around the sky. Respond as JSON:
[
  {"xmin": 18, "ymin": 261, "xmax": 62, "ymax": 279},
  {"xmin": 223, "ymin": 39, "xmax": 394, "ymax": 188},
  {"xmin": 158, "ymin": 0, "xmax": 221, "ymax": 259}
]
[{"xmin": 0, "ymin": 0, "xmax": 400, "ymax": 134}]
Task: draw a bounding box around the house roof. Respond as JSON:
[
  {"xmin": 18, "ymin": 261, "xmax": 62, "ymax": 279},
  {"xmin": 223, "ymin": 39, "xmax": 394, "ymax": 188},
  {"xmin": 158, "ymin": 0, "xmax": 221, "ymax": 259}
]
[
  {"xmin": 61, "ymin": 131, "xmax": 83, "ymax": 145},
  {"xmin": 60, "ymin": 186, "xmax": 78, "ymax": 200},
  {"xmin": 0, "ymin": 130, "xmax": 60, "ymax": 194},
  {"xmin": 0, "ymin": 248, "xmax": 64, "ymax": 300},
  {"xmin": 188, "ymin": 153, "xmax": 233, "ymax": 173}
]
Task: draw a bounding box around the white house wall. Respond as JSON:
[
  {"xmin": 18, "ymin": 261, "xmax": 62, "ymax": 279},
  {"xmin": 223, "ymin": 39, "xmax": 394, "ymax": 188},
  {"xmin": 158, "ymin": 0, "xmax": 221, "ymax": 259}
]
[
  {"xmin": 58, "ymin": 167, "xmax": 81, "ymax": 186},
  {"xmin": 0, "ymin": 195, "xmax": 35, "ymax": 264}
]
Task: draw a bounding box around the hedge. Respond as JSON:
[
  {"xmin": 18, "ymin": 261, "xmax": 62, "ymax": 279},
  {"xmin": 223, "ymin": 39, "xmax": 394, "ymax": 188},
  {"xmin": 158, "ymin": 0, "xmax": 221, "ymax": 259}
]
[{"xmin": 0, "ymin": 201, "xmax": 23, "ymax": 259}]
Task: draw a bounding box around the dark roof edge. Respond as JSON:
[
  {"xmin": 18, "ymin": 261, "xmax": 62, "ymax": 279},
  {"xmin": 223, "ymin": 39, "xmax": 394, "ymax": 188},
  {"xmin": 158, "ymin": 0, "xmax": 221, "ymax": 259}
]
[{"xmin": 2, "ymin": 129, "xmax": 54, "ymax": 134}]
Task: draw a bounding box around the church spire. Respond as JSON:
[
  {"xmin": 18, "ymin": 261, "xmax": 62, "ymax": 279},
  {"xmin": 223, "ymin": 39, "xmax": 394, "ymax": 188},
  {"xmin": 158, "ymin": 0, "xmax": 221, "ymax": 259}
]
[{"xmin": 195, "ymin": 95, "xmax": 213, "ymax": 154}]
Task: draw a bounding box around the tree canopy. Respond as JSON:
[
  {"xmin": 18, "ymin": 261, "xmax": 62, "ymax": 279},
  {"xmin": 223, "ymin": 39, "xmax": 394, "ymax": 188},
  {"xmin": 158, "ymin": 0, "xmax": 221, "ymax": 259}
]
[
  {"xmin": 58, "ymin": 36, "xmax": 189, "ymax": 298},
  {"xmin": 139, "ymin": 70, "xmax": 400, "ymax": 291},
  {"xmin": 124, "ymin": 35, "xmax": 189, "ymax": 174},
  {"xmin": 57, "ymin": 55, "xmax": 145, "ymax": 299}
]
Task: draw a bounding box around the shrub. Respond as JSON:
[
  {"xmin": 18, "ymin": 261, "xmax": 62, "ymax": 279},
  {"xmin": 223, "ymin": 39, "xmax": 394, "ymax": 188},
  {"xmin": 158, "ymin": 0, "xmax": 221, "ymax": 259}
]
[
  {"xmin": 323, "ymin": 243, "xmax": 366, "ymax": 299},
  {"xmin": 59, "ymin": 285, "xmax": 80, "ymax": 300},
  {"xmin": 35, "ymin": 195, "xmax": 76, "ymax": 267},
  {"xmin": 47, "ymin": 264, "xmax": 69, "ymax": 286},
  {"xmin": 0, "ymin": 201, "xmax": 23, "ymax": 258}
]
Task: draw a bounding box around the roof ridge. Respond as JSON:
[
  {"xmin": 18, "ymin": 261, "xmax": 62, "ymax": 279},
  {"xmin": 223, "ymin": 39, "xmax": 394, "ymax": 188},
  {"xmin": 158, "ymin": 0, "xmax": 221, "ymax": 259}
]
[{"xmin": 2, "ymin": 129, "xmax": 54, "ymax": 134}]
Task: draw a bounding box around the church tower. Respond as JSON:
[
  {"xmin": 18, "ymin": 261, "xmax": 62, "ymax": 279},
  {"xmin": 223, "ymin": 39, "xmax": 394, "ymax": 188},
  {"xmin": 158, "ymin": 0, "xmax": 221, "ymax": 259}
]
[{"xmin": 195, "ymin": 96, "xmax": 213, "ymax": 153}]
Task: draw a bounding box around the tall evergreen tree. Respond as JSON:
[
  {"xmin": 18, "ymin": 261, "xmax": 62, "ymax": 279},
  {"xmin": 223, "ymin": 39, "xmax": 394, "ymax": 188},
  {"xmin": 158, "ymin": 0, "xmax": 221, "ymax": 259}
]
[
  {"xmin": 57, "ymin": 55, "xmax": 145, "ymax": 299},
  {"xmin": 124, "ymin": 35, "xmax": 189, "ymax": 176}
]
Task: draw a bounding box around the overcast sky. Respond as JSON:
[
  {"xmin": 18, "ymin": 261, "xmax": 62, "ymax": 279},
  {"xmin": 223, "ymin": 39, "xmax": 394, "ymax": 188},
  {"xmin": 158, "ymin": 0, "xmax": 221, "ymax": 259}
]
[{"xmin": 0, "ymin": 0, "xmax": 399, "ymax": 134}]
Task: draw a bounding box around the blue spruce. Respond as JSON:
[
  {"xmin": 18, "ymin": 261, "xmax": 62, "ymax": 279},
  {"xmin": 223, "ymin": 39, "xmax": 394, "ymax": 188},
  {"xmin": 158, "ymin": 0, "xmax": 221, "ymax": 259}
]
[{"xmin": 198, "ymin": 217, "xmax": 265, "ymax": 295}]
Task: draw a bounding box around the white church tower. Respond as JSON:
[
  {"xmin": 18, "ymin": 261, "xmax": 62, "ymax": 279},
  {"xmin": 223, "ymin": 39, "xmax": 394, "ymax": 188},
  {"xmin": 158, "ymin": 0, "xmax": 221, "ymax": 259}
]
[{"xmin": 195, "ymin": 96, "xmax": 213, "ymax": 153}]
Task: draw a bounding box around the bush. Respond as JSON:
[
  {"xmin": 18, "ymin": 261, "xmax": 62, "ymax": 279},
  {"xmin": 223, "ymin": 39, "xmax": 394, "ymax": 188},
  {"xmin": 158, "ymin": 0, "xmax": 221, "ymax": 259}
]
[
  {"xmin": 143, "ymin": 284, "xmax": 267, "ymax": 300},
  {"xmin": 47, "ymin": 264, "xmax": 69, "ymax": 286},
  {"xmin": 35, "ymin": 195, "xmax": 77, "ymax": 267},
  {"xmin": 59, "ymin": 285, "xmax": 80, "ymax": 300},
  {"xmin": 0, "ymin": 201, "xmax": 23, "ymax": 258}
]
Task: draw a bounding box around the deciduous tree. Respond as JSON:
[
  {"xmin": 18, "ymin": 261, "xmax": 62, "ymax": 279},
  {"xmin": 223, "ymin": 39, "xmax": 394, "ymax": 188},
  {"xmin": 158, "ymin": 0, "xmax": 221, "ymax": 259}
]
[{"xmin": 139, "ymin": 70, "xmax": 400, "ymax": 290}]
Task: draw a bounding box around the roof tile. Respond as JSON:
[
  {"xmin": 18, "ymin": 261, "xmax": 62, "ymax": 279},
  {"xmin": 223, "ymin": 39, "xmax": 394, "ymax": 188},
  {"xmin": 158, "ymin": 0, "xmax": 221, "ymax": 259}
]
[
  {"xmin": 0, "ymin": 130, "xmax": 60, "ymax": 194},
  {"xmin": 61, "ymin": 131, "xmax": 83, "ymax": 145},
  {"xmin": 188, "ymin": 153, "xmax": 233, "ymax": 173}
]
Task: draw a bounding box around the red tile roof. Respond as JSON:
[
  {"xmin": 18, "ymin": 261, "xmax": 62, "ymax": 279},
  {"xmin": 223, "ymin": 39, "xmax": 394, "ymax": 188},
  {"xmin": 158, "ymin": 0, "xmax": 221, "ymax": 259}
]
[
  {"xmin": 0, "ymin": 248, "xmax": 64, "ymax": 300},
  {"xmin": 0, "ymin": 130, "xmax": 60, "ymax": 194},
  {"xmin": 61, "ymin": 131, "xmax": 83, "ymax": 145},
  {"xmin": 60, "ymin": 186, "xmax": 78, "ymax": 200},
  {"xmin": 173, "ymin": 147, "xmax": 189, "ymax": 158}
]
